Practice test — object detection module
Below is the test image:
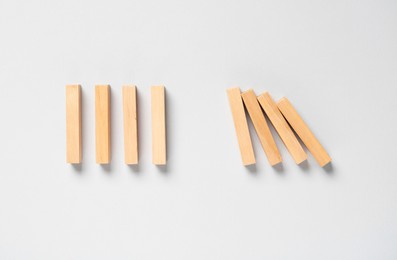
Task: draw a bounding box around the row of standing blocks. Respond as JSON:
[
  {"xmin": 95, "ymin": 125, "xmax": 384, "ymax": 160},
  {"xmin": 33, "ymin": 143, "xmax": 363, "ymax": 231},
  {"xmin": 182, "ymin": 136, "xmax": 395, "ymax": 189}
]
[
  {"xmin": 66, "ymin": 85, "xmax": 166, "ymax": 165},
  {"xmin": 227, "ymin": 88, "xmax": 331, "ymax": 167}
]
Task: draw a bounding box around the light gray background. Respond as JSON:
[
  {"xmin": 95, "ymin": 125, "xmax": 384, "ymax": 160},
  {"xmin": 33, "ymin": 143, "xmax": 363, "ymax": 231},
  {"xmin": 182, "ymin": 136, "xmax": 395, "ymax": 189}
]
[{"xmin": 0, "ymin": 0, "xmax": 396, "ymax": 259}]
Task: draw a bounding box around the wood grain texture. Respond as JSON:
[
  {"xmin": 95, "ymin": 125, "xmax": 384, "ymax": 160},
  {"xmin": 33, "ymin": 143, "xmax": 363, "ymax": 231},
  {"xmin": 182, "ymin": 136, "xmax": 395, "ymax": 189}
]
[
  {"xmin": 258, "ymin": 92, "xmax": 307, "ymax": 164},
  {"xmin": 66, "ymin": 85, "xmax": 81, "ymax": 164},
  {"xmin": 241, "ymin": 89, "xmax": 282, "ymax": 166},
  {"xmin": 122, "ymin": 85, "xmax": 138, "ymax": 164},
  {"xmin": 151, "ymin": 86, "xmax": 166, "ymax": 165},
  {"xmin": 277, "ymin": 97, "xmax": 331, "ymax": 167},
  {"xmin": 95, "ymin": 85, "xmax": 110, "ymax": 164},
  {"xmin": 227, "ymin": 87, "xmax": 255, "ymax": 165}
]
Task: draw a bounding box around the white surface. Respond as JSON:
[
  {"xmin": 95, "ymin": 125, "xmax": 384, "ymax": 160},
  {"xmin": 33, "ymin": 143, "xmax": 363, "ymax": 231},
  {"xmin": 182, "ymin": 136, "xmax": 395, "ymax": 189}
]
[{"xmin": 0, "ymin": 0, "xmax": 397, "ymax": 259}]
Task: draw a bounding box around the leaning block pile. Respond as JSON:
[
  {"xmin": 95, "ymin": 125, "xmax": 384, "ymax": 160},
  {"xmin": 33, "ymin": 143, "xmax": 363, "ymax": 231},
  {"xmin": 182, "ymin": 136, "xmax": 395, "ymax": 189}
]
[{"xmin": 227, "ymin": 88, "xmax": 331, "ymax": 167}]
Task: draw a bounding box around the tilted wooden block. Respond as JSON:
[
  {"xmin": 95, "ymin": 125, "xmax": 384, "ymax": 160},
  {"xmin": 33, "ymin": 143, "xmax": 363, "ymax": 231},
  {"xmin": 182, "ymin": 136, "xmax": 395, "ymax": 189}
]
[
  {"xmin": 241, "ymin": 89, "xmax": 282, "ymax": 166},
  {"xmin": 227, "ymin": 87, "xmax": 255, "ymax": 165},
  {"xmin": 66, "ymin": 85, "xmax": 82, "ymax": 164},
  {"xmin": 151, "ymin": 86, "xmax": 166, "ymax": 165},
  {"xmin": 122, "ymin": 85, "xmax": 138, "ymax": 165},
  {"xmin": 277, "ymin": 97, "xmax": 331, "ymax": 167},
  {"xmin": 95, "ymin": 85, "xmax": 111, "ymax": 164},
  {"xmin": 258, "ymin": 92, "xmax": 307, "ymax": 164}
]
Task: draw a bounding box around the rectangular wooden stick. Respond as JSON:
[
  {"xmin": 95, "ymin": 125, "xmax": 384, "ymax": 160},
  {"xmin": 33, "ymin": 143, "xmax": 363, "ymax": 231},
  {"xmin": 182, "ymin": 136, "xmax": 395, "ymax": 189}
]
[
  {"xmin": 95, "ymin": 85, "xmax": 110, "ymax": 164},
  {"xmin": 66, "ymin": 85, "xmax": 82, "ymax": 164},
  {"xmin": 122, "ymin": 85, "xmax": 138, "ymax": 164},
  {"xmin": 227, "ymin": 87, "xmax": 255, "ymax": 165},
  {"xmin": 277, "ymin": 97, "xmax": 331, "ymax": 167},
  {"xmin": 151, "ymin": 86, "xmax": 166, "ymax": 165},
  {"xmin": 241, "ymin": 89, "xmax": 282, "ymax": 166},
  {"xmin": 258, "ymin": 92, "xmax": 307, "ymax": 164}
]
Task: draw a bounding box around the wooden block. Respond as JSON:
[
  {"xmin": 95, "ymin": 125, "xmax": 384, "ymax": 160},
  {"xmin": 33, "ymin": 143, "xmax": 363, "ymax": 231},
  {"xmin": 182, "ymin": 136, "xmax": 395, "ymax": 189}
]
[
  {"xmin": 277, "ymin": 97, "xmax": 331, "ymax": 167},
  {"xmin": 241, "ymin": 89, "xmax": 282, "ymax": 166},
  {"xmin": 227, "ymin": 87, "xmax": 256, "ymax": 165},
  {"xmin": 66, "ymin": 85, "xmax": 82, "ymax": 164},
  {"xmin": 151, "ymin": 86, "xmax": 166, "ymax": 165},
  {"xmin": 95, "ymin": 85, "xmax": 110, "ymax": 164},
  {"xmin": 122, "ymin": 85, "xmax": 138, "ymax": 164},
  {"xmin": 258, "ymin": 92, "xmax": 307, "ymax": 164}
]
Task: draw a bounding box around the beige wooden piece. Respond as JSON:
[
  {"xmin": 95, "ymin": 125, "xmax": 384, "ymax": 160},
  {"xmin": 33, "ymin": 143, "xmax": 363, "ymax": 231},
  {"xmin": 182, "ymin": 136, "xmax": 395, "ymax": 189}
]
[
  {"xmin": 241, "ymin": 89, "xmax": 282, "ymax": 166},
  {"xmin": 277, "ymin": 97, "xmax": 331, "ymax": 167},
  {"xmin": 227, "ymin": 88, "xmax": 256, "ymax": 165},
  {"xmin": 66, "ymin": 85, "xmax": 82, "ymax": 164},
  {"xmin": 258, "ymin": 92, "xmax": 307, "ymax": 164},
  {"xmin": 151, "ymin": 86, "xmax": 166, "ymax": 165},
  {"xmin": 122, "ymin": 85, "xmax": 138, "ymax": 164},
  {"xmin": 95, "ymin": 85, "xmax": 110, "ymax": 164}
]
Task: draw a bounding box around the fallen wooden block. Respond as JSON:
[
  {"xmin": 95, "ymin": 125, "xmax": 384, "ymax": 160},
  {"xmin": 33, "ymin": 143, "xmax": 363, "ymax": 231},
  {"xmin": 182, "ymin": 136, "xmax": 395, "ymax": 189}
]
[
  {"xmin": 241, "ymin": 89, "xmax": 282, "ymax": 166},
  {"xmin": 151, "ymin": 86, "xmax": 166, "ymax": 165},
  {"xmin": 258, "ymin": 92, "xmax": 307, "ymax": 164},
  {"xmin": 277, "ymin": 97, "xmax": 331, "ymax": 167},
  {"xmin": 227, "ymin": 87, "xmax": 256, "ymax": 165},
  {"xmin": 122, "ymin": 85, "xmax": 138, "ymax": 165},
  {"xmin": 66, "ymin": 84, "xmax": 82, "ymax": 164},
  {"xmin": 95, "ymin": 85, "xmax": 111, "ymax": 164}
]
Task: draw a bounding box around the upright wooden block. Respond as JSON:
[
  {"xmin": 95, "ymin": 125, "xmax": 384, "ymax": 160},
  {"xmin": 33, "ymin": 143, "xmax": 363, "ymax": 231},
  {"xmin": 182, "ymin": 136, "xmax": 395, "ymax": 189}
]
[
  {"xmin": 227, "ymin": 87, "xmax": 256, "ymax": 165},
  {"xmin": 66, "ymin": 85, "xmax": 82, "ymax": 164},
  {"xmin": 258, "ymin": 92, "xmax": 307, "ymax": 164},
  {"xmin": 151, "ymin": 86, "xmax": 166, "ymax": 165},
  {"xmin": 277, "ymin": 97, "xmax": 332, "ymax": 167},
  {"xmin": 95, "ymin": 85, "xmax": 110, "ymax": 164},
  {"xmin": 241, "ymin": 89, "xmax": 282, "ymax": 166},
  {"xmin": 122, "ymin": 85, "xmax": 138, "ymax": 164}
]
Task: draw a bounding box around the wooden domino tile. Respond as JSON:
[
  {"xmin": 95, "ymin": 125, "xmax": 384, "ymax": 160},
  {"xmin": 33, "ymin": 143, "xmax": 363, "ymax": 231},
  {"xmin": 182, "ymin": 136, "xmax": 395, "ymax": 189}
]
[
  {"xmin": 122, "ymin": 85, "xmax": 138, "ymax": 165},
  {"xmin": 277, "ymin": 97, "xmax": 331, "ymax": 167},
  {"xmin": 241, "ymin": 89, "xmax": 282, "ymax": 166},
  {"xmin": 258, "ymin": 92, "xmax": 307, "ymax": 164},
  {"xmin": 227, "ymin": 87, "xmax": 256, "ymax": 165},
  {"xmin": 151, "ymin": 86, "xmax": 166, "ymax": 165},
  {"xmin": 66, "ymin": 84, "xmax": 82, "ymax": 164},
  {"xmin": 95, "ymin": 85, "xmax": 111, "ymax": 164}
]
